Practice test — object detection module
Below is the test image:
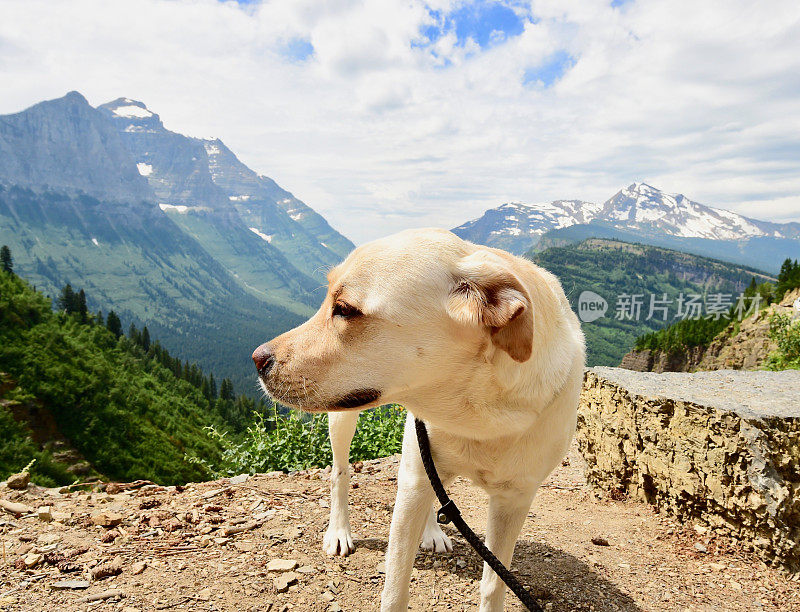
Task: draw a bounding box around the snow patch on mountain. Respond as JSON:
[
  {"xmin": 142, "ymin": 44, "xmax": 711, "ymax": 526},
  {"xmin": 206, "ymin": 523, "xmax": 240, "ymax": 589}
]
[
  {"xmin": 137, "ymin": 163, "xmax": 153, "ymax": 177},
  {"xmin": 159, "ymin": 203, "xmax": 190, "ymax": 214},
  {"xmin": 249, "ymin": 227, "xmax": 273, "ymax": 243},
  {"xmin": 112, "ymin": 105, "xmax": 153, "ymax": 119}
]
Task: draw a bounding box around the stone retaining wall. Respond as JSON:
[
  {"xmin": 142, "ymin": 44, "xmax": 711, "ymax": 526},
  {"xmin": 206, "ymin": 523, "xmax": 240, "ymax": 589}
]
[{"xmin": 577, "ymin": 367, "xmax": 800, "ymax": 571}]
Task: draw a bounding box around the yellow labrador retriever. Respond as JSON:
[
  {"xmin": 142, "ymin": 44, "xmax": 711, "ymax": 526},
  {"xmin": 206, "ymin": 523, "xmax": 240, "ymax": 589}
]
[{"xmin": 253, "ymin": 228, "xmax": 584, "ymax": 611}]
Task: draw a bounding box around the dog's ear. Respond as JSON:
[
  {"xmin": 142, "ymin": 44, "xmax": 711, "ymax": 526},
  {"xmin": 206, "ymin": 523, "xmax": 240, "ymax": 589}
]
[{"xmin": 447, "ymin": 251, "xmax": 533, "ymax": 362}]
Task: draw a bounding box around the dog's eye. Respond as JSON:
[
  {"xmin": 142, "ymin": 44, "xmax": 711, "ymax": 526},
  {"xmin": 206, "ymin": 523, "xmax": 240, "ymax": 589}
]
[{"xmin": 332, "ymin": 301, "xmax": 362, "ymax": 319}]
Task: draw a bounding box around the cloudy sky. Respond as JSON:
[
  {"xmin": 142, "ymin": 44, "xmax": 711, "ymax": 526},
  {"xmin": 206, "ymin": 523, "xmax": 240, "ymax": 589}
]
[{"xmin": 2, "ymin": 0, "xmax": 799, "ymax": 243}]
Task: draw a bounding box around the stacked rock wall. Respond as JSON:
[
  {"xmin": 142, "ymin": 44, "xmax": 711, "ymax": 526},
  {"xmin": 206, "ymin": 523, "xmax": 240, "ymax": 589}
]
[{"xmin": 577, "ymin": 367, "xmax": 800, "ymax": 571}]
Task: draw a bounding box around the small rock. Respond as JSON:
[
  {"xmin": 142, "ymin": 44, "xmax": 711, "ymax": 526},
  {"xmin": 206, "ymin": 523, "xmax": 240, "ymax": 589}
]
[
  {"xmin": 229, "ymin": 474, "xmax": 249, "ymax": 485},
  {"xmin": 51, "ymin": 579, "xmax": 90, "ymax": 590},
  {"xmin": 296, "ymin": 565, "xmax": 316, "ymax": 574},
  {"xmin": 591, "ymin": 536, "xmax": 610, "ymax": 546},
  {"xmin": 37, "ymin": 506, "xmax": 53, "ymax": 522},
  {"xmin": 197, "ymin": 588, "xmax": 212, "ymax": 601},
  {"xmin": 6, "ymin": 472, "xmax": 30, "ymax": 490},
  {"xmin": 24, "ymin": 552, "xmax": 43, "ymax": 568},
  {"xmin": 265, "ymin": 471, "xmax": 283, "ymax": 478},
  {"xmin": 130, "ymin": 561, "xmax": 147, "ymax": 575},
  {"xmin": 267, "ymin": 558, "xmax": 299, "ymax": 572},
  {"xmin": 273, "ymin": 572, "xmax": 298, "ymax": 593},
  {"xmin": 321, "ymin": 591, "xmax": 335, "ymax": 602},
  {"xmin": 329, "ymin": 603, "xmax": 342, "ymax": 612},
  {"xmin": 90, "ymin": 510, "xmax": 124, "ymax": 527},
  {"xmin": 694, "ymin": 542, "xmax": 708, "ymax": 553}
]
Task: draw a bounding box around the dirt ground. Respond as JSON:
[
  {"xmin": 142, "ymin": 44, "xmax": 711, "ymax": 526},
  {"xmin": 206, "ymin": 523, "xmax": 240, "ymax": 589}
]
[{"xmin": 1, "ymin": 444, "xmax": 798, "ymax": 612}]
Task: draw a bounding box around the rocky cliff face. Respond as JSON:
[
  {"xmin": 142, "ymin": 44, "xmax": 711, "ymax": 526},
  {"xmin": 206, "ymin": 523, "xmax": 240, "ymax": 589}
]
[
  {"xmin": 0, "ymin": 92, "xmax": 153, "ymax": 203},
  {"xmin": 578, "ymin": 367, "xmax": 800, "ymax": 571}
]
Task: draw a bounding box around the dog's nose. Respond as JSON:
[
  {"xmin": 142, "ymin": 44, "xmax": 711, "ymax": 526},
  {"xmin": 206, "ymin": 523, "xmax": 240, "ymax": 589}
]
[{"xmin": 252, "ymin": 343, "xmax": 275, "ymax": 375}]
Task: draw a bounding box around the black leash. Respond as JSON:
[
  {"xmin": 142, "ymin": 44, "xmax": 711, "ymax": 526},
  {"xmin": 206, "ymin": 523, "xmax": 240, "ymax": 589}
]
[{"xmin": 414, "ymin": 418, "xmax": 544, "ymax": 612}]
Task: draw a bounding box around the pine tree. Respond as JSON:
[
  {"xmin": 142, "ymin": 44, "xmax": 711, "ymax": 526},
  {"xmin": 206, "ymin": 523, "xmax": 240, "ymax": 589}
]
[
  {"xmin": 96, "ymin": 310, "xmax": 104, "ymax": 326},
  {"xmin": 77, "ymin": 289, "xmax": 88, "ymax": 323},
  {"xmin": 0, "ymin": 245, "xmax": 12, "ymax": 274},
  {"xmin": 58, "ymin": 284, "xmax": 76, "ymax": 313},
  {"xmin": 128, "ymin": 323, "xmax": 141, "ymax": 346},
  {"xmin": 209, "ymin": 373, "xmax": 217, "ymax": 399},
  {"xmin": 141, "ymin": 326, "xmax": 151, "ymax": 352},
  {"xmin": 744, "ymin": 276, "xmax": 758, "ymax": 297},
  {"xmin": 219, "ymin": 378, "xmax": 235, "ymax": 401},
  {"xmin": 106, "ymin": 310, "xmax": 122, "ymax": 338},
  {"xmin": 776, "ymin": 258, "xmax": 800, "ymax": 298}
]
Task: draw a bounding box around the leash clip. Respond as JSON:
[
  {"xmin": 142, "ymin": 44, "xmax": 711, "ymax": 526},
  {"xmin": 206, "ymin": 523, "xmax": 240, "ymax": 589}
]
[{"xmin": 436, "ymin": 500, "xmax": 460, "ymax": 525}]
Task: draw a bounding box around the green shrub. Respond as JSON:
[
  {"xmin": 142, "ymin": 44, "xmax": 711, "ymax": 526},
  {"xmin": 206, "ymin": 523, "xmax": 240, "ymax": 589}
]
[
  {"xmin": 190, "ymin": 405, "xmax": 406, "ymax": 477},
  {"xmin": 766, "ymin": 313, "xmax": 800, "ymax": 370}
]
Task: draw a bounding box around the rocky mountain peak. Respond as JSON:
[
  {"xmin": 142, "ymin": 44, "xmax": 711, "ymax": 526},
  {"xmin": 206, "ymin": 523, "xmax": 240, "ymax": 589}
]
[
  {"xmin": 98, "ymin": 98, "xmax": 163, "ymax": 133},
  {"xmin": 0, "ymin": 92, "xmax": 154, "ymax": 203}
]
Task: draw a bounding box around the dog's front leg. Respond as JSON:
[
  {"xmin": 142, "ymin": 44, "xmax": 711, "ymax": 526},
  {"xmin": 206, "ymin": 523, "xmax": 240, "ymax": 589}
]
[
  {"xmin": 381, "ymin": 416, "xmax": 445, "ymax": 611},
  {"xmin": 380, "ymin": 459, "xmax": 436, "ymax": 611},
  {"xmin": 479, "ymin": 489, "xmax": 537, "ymax": 612},
  {"xmin": 323, "ymin": 410, "xmax": 359, "ymax": 556}
]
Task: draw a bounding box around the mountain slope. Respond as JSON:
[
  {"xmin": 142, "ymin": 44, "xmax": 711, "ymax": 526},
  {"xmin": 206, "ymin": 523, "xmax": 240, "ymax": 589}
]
[
  {"xmin": 528, "ymin": 239, "xmax": 775, "ymax": 366},
  {"xmin": 97, "ymin": 98, "xmax": 325, "ymax": 312},
  {"xmin": 98, "ymin": 98, "xmax": 353, "ymax": 299},
  {"xmin": 0, "ymin": 93, "xmax": 305, "ymax": 391},
  {"xmin": 0, "ymin": 270, "xmax": 227, "ymax": 485},
  {"xmin": 201, "ymin": 138, "xmax": 354, "ymax": 271}
]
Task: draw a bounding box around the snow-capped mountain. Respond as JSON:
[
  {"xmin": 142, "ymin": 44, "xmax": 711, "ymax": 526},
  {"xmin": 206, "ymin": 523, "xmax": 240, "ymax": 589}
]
[
  {"xmin": 453, "ymin": 183, "xmax": 800, "ymax": 261},
  {"xmin": 452, "ymin": 199, "xmax": 601, "ymax": 254},
  {"xmin": 595, "ymin": 183, "xmax": 799, "ymax": 241},
  {"xmin": 97, "ymin": 97, "xmax": 353, "ymax": 288}
]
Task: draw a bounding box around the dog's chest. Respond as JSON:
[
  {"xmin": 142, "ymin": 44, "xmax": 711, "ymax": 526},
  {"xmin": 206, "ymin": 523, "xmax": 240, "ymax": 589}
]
[{"xmin": 435, "ymin": 435, "xmax": 534, "ymax": 494}]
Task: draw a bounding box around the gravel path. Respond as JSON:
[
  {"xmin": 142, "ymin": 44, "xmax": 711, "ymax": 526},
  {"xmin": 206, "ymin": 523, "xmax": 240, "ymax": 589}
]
[
  {"xmin": 591, "ymin": 366, "xmax": 800, "ymax": 419},
  {"xmin": 2, "ymin": 443, "xmax": 799, "ymax": 611}
]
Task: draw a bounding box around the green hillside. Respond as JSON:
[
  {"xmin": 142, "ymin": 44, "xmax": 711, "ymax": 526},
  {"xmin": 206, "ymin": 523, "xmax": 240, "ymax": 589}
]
[
  {"xmin": 0, "ymin": 185, "xmax": 304, "ymax": 392},
  {"xmin": 0, "ymin": 263, "xmax": 266, "ymax": 486},
  {"xmin": 528, "ymin": 239, "xmax": 775, "ymax": 365}
]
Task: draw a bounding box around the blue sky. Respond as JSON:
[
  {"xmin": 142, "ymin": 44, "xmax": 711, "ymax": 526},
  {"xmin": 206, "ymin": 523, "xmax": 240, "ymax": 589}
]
[
  {"xmin": 2, "ymin": 0, "xmax": 799, "ymax": 244},
  {"xmin": 421, "ymin": 1, "xmax": 528, "ymax": 49}
]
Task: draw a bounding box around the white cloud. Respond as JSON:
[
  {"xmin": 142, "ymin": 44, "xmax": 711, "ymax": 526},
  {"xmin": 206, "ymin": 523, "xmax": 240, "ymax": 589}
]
[{"xmin": 1, "ymin": 0, "xmax": 799, "ymax": 244}]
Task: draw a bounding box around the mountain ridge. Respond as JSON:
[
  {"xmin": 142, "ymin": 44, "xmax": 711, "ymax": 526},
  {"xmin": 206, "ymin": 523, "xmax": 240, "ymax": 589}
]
[{"xmin": 453, "ymin": 183, "xmax": 800, "ymax": 271}]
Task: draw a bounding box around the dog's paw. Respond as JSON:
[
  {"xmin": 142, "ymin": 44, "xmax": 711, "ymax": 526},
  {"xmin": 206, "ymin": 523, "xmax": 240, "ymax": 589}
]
[
  {"xmin": 323, "ymin": 527, "xmax": 355, "ymax": 556},
  {"xmin": 420, "ymin": 524, "xmax": 453, "ymax": 553}
]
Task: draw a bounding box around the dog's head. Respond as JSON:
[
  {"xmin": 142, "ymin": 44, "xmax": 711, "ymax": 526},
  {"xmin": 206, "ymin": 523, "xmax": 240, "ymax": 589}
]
[{"xmin": 253, "ymin": 228, "xmax": 533, "ymax": 412}]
